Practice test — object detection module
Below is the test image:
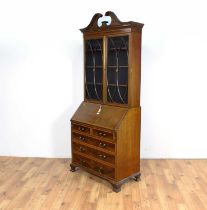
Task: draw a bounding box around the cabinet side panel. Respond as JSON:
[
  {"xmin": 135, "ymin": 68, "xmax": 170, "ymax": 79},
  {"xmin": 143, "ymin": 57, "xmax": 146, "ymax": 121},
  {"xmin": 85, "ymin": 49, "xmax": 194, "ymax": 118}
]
[
  {"xmin": 130, "ymin": 32, "xmax": 142, "ymax": 107},
  {"xmin": 116, "ymin": 107, "xmax": 141, "ymax": 181}
]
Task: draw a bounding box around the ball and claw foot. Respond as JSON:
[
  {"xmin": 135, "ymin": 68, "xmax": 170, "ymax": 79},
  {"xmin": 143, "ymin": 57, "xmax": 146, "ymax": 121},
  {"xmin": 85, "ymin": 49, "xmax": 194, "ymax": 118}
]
[
  {"xmin": 70, "ymin": 163, "xmax": 77, "ymax": 172},
  {"xmin": 134, "ymin": 173, "xmax": 141, "ymax": 182}
]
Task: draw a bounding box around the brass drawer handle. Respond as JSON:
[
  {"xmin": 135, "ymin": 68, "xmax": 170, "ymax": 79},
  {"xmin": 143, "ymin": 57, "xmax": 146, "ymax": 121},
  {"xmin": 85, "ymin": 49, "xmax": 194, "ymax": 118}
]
[
  {"xmin": 95, "ymin": 167, "xmax": 104, "ymax": 174},
  {"xmin": 79, "ymin": 146, "xmax": 85, "ymax": 152},
  {"xmin": 98, "ymin": 154, "xmax": 107, "ymax": 159},
  {"xmin": 79, "ymin": 136, "xmax": 85, "ymax": 141},
  {"xmin": 98, "ymin": 132, "xmax": 107, "ymax": 137},
  {"xmin": 98, "ymin": 132, "xmax": 103, "ymax": 136},
  {"xmin": 99, "ymin": 142, "xmax": 106, "ymax": 148},
  {"xmin": 78, "ymin": 126, "xmax": 85, "ymax": 131}
]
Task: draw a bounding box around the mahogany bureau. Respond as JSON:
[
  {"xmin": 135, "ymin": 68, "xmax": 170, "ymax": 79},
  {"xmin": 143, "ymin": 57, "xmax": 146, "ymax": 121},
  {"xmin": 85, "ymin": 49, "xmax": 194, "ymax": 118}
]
[{"xmin": 70, "ymin": 11, "xmax": 144, "ymax": 192}]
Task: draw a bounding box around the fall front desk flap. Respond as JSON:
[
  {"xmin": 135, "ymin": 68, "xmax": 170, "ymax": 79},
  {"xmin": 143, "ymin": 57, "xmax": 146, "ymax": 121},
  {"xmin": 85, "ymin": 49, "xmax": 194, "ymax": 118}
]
[{"xmin": 71, "ymin": 102, "xmax": 128, "ymax": 130}]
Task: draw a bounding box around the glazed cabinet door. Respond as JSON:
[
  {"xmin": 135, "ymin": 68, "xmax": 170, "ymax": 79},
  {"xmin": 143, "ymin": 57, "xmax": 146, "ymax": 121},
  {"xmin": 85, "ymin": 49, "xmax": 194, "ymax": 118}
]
[
  {"xmin": 85, "ymin": 38, "xmax": 103, "ymax": 101},
  {"xmin": 106, "ymin": 35, "xmax": 129, "ymax": 104}
]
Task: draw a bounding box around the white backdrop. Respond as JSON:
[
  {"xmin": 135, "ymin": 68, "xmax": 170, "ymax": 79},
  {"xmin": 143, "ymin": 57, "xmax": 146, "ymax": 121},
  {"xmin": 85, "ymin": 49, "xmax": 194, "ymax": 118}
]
[{"xmin": 0, "ymin": 0, "xmax": 207, "ymax": 158}]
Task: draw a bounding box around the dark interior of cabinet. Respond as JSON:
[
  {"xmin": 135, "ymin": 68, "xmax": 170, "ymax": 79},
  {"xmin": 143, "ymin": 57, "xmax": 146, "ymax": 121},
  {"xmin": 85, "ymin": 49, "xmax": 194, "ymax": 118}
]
[
  {"xmin": 107, "ymin": 36, "xmax": 128, "ymax": 104},
  {"xmin": 85, "ymin": 39, "xmax": 103, "ymax": 101},
  {"xmin": 84, "ymin": 36, "xmax": 129, "ymax": 104}
]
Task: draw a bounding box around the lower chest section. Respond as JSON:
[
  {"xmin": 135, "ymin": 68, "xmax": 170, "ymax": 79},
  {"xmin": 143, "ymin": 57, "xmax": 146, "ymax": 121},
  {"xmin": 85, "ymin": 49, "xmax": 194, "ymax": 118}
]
[{"xmin": 71, "ymin": 122, "xmax": 116, "ymax": 180}]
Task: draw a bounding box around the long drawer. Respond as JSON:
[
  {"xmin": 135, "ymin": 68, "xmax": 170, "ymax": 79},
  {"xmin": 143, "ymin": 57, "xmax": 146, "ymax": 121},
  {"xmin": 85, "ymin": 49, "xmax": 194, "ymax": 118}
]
[
  {"xmin": 73, "ymin": 142, "xmax": 115, "ymax": 165},
  {"xmin": 72, "ymin": 132, "xmax": 115, "ymax": 153},
  {"xmin": 73, "ymin": 154, "xmax": 115, "ymax": 179}
]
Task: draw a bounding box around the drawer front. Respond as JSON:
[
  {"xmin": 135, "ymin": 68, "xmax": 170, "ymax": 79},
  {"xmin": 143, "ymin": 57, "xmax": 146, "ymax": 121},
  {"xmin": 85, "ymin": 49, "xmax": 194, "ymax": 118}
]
[
  {"xmin": 73, "ymin": 154, "xmax": 115, "ymax": 179},
  {"xmin": 73, "ymin": 142, "xmax": 115, "ymax": 165},
  {"xmin": 92, "ymin": 128, "xmax": 114, "ymax": 141},
  {"xmin": 72, "ymin": 123, "xmax": 90, "ymax": 134},
  {"xmin": 72, "ymin": 132, "xmax": 115, "ymax": 152},
  {"xmin": 73, "ymin": 142, "xmax": 89, "ymax": 155},
  {"xmin": 92, "ymin": 149, "xmax": 115, "ymax": 164},
  {"xmin": 73, "ymin": 154, "xmax": 93, "ymax": 169},
  {"xmin": 92, "ymin": 161, "xmax": 114, "ymax": 179}
]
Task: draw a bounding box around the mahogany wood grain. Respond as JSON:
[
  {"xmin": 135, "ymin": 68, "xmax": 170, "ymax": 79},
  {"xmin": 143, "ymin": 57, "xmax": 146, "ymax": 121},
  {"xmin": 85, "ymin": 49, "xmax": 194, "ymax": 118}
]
[
  {"xmin": 130, "ymin": 32, "xmax": 142, "ymax": 107},
  {"xmin": 71, "ymin": 102, "xmax": 128, "ymax": 130},
  {"xmin": 116, "ymin": 107, "xmax": 141, "ymax": 181},
  {"xmin": 71, "ymin": 11, "xmax": 143, "ymax": 192}
]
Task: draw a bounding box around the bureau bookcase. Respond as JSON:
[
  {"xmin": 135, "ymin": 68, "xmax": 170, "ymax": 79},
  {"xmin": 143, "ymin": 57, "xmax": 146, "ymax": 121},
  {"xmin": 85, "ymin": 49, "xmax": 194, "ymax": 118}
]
[{"xmin": 70, "ymin": 11, "xmax": 144, "ymax": 192}]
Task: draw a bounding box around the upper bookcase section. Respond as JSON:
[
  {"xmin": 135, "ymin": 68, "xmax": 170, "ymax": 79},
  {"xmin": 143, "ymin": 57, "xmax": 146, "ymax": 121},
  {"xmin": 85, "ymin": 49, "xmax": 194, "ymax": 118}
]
[{"xmin": 80, "ymin": 11, "xmax": 144, "ymax": 35}]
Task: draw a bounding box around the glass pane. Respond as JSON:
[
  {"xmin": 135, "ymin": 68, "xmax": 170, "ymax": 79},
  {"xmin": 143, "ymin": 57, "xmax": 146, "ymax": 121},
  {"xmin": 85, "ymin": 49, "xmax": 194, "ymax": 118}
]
[
  {"xmin": 107, "ymin": 86, "xmax": 128, "ymax": 104},
  {"xmin": 107, "ymin": 36, "xmax": 128, "ymax": 104},
  {"xmin": 85, "ymin": 39, "xmax": 103, "ymax": 101},
  {"xmin": 86, "ymin": 84, "xmax": 102, "ymax": 100}
]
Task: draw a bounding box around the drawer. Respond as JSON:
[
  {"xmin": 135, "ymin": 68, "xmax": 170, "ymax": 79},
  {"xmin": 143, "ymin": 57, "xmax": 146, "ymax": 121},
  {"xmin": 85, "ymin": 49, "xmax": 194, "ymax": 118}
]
[
  {"xmin": 72, "ymin": 123, "xmax": 90, "ymax": 134},
  {"xmin": 73, "ymin": 142, "xmax": 115, "ymax": 165},
  {"xmin": 92, "ymin": 128, "xmax": 114, "ymax": 140},
  {"xmin": 72, "ymin": 132, "xmax": 115, "ymax": 152},
  {"xmin": 73, "ymin": 154, "xmax": 93, "ymax": 169},
  {"xmin": 73, "ymin": 154, "xmax": 115, "ymax": 179},
  {"xmin": 91, "ymin": 149, "xmax": 115, "ymax": 164},
  {"xmin": 92, "ymin": 161, "xmax": 115, "ymax": 179},
  {"xmin": 73, "ymin": 142, "xmax": 89, "ymax": 155}
]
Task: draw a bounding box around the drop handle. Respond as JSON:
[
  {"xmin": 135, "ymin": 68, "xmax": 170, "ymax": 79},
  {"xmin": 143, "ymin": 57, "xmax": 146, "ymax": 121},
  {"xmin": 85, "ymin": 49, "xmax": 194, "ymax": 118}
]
[
  {"xmin": 78, "ymin": 127, "xmax": 85, "ymax": 131},
  {"xmin": 79, "ymin": 146, "xmax": 85, "ymax": 152},
  {"xmin": 99, "ymin": 142, "xmax": 106, "ymax": 148},
  {"xmin": 98, "ymin": 132, "xmax": 107, "ymax": 137},
  {"xmin": 96, "ymin": 167, "xmax": 104, "ymax": 174},
  {"xmin": 79, "ymin": 136, "xmax": 85, "ymax": 141},
  {"xmin": 98, "ymin": 154, "xmax": 107, "ymax": 159},
  {"xmin": 98, "ymin": 132, "xmax": 102, "ymax": 136}
]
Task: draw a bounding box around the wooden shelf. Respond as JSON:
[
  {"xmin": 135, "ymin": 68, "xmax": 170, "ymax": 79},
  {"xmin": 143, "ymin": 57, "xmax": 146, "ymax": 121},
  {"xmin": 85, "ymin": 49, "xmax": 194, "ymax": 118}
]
[
  {"xmin": 86, "ymin": 49, "xmax": 102, "ymax": 52},
  {"xmin": 107, "ymin": 65, "xmax": 128, "ymax": 68},
  {"xmin": 108, "ymin": 47, "xmax": 128, "ymax": 51},
  {"xmin": 86, "ymin": 82, "xmax": 102, "ymax": 86},
  {"xmin": 86, "ymin": 65, "xmax": 102, "ymax": 68},
  {"xmin": 107, "ymin": 84, "xmax": 128, "ymax": 87}
]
